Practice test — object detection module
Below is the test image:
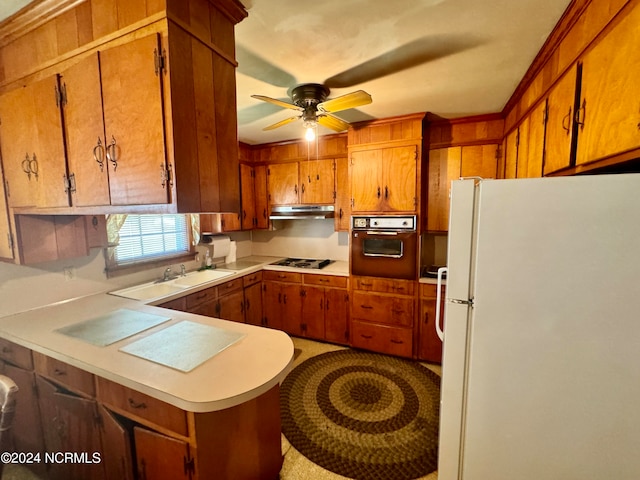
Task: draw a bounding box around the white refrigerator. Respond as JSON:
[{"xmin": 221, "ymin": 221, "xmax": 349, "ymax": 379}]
[{"xmin": 436, "ymin": 174, "xmax": 640, "ymax": 480}]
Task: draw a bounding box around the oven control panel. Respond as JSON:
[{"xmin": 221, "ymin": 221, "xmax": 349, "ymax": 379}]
[{"xmin": 351, "ymin": 215, "xmax": 416, "ymax": 231}]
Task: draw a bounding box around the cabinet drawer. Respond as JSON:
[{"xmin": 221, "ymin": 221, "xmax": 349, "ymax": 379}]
[
  {"xmin": 96, "ymin": 377, "xmax": 188, "ymax": 436},
  {"xmin": 243, "ymin": 271, "xmax": 262, "ymax": 287},
  {"xmin": 263, "ymin": 270, "xmax": 302, "ymax": 283},
  {"xmin": 420, "ymin": 283, "xmax": 444, "ymax": 298},
  {"xmin": 303, "ymin": 274, "xmax": 347, "ymax": 288},
  {"xmin": 351, "ymin": 321, "xmax": 413, "ymax": 358},
  {"xmin": 218, "ymin": 278, "xmax": 243, "ymax": 295},
  {"xmin": 158, "ymin": 297, "xmax": 187, "ymax": 311},
  {"xmin": 33, "ymin": 352, "xmax": 96, "ymax": 397},
  {"xmin": 353, "ymin": 276, "xmax": 415, "ymax": 295},
  {"xmin": 0, "ymin": 338, "xmax": 33, "ymax": 369},
  {"xmin": 186, "ymin": 286, "xmax": 218, "ymax": 309},
  {"xmin": 351, "ymin": 291, "xmax": 414, "ymax": 327}
]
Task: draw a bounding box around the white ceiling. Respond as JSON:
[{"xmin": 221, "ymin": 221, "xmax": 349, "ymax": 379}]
[
  {"xmin": 2, "ymin": 0, "xmax": 572, "ymax": 146},
  {"xmin": 236, "ymin": 0, "xmax": 572, "ymax": 144}
]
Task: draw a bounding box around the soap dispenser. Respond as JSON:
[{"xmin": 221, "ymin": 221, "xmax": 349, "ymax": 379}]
[{"xmin": 204, "ymin": 249, "xmax": 212, "ymax": 268}]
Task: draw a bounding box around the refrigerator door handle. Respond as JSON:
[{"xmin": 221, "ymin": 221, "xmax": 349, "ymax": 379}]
[{"xmin": 435, "ymin": 267, "xmax": 448, "ymax": 340}]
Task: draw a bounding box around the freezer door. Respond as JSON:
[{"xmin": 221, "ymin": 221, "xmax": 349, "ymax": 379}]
[{"xmin": 458, "ymin": 175, "xmax": 640, "ymax": 479}]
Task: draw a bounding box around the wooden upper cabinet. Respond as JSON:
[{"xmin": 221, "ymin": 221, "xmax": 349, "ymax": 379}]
[
  {"xmin": 0, "ymin": 176, "xmax": 13, "ymax": 260},
  {"xmin": 460, "ymin": 144, "xmax": 499, "ymax": 179},
  {"xmin": 503, "ymin": 128, "xmax": 519, "ymax": 179},
  {"xmin": 576, "ymin": 4, "xmax": 640, "ymax": 166},
  {"xmin": 299, "ymin": 159, "xmax": 335, "ymax": 204},
  {"xmin": 351, "ymin": 145, "xmax": 417, "ymax": 213},
  {"xmin": 240, "ymin": 164, "xmax": 256, "ymax": 229},
  {"xmin": 0, "ymin": 75, "xmax": 69, "ymax": 209},
  {"xmin": 520, "ymin": 102, "xmax": 546, "ymax": 178},
  {"xmin": 254, "ymin": 165, "xmax": 269, "ymax": 228},
  {"xmin": 100, "ymin": 33, "xmax": 169, "ymax": 206},
  {"xmin": 334, "ymin": 157, "xmax": 350, "ymax": 231},
  {"xmin": 267, "ymin": 162, "xmax": 299, "ymax": 205},
  {"xmin": 426, "ymin": 147, "xmax": 460, "ymax": 232},
  {"xmin": 544, "ymin": 65, "xmax": 579, "ymax": 175},
  {"xmin": 61, "ymin": 54, "xmax": 111, "ymax": 207},
  {"xmin": 267, "ymin": 159, "xmax": 335, "ymax": 206}
]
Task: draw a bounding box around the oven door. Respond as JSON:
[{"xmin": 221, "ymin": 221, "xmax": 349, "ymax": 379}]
[{"xmin": 351, "ymin": 230, "xmax": 417, "ymax": 280}]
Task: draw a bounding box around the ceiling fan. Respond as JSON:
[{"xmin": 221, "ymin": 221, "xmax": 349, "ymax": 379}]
[{"xmin": 251, "ymin": 83, "xmax": 372, "ymax": 138}]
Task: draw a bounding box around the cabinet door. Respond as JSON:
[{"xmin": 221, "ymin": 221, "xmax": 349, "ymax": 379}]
[
  {"xmin": 544, "ymin": 65, "xmax": 578, "ymax": 175},
  {"xmin": 426, "ymin": 147, "xmax": 461, "ymax": 232},
  {"xmin": 240, "ymin": 164, "xmax": 256, "ymax": 229},
  {"xmin": 281, "ymin": 283, "xmax": 303, "ymax": 336},
  {"xmin": 134, "ymin": 427, "xmax": 191, "ymax": 480},
  {"xmin": 577, "ymin": 6, "xmax": 640, "ymax": 165},
  {"xmin": 0, "ymin": 176, "xmax": 14, "ymax": 260},
  {"xmin": 503, "ymin": 129, "xmax": 519, "ymax": 179},
  {"xmin": 37, "ymin": 376, "xmax": 105, "ymax": 480},
  {"xmin": 61, "ymin": 53, "xmax": 111, "ymax": 207},
  {"xmin": 381, "ymin": 145, "xmax": 417, "ymax": 211},
  {"xmin": 299, "ymin": 159, "xmax": 335, "ymax": 204},
  {"xmin": 334, "ymin": 157, "xmax": 350, "ymax": 231},
  {"xmin": 523, "ymin": 101, "xmax": 546, "ymax": 178},
  {"xmin": 350, "ymin": 149, "xmax": 382, "ymax": 212},
  {"xmin": 217, "ymin": 290, "xmax": 245, "ymax": 323},
  {"xmin": 324, "ymin": 288, "xmax": 349, "ymax": 345},
  {"xmin": 516, "ymin": 116, "xmax": 530, "ymax": 178},
  {"xmin": 301, "ymin": 286, "xmax": 325, "ymax": 339},
  {"xmin": 101, "ymin": 34, "xmax": 169, "ymax": 205},
  {"xmin": 460, "ymin": 144, "xmax": 499, "ymax": 179},
  {"xmin": 221, "ymin": 212, "xmax": 242, "ymax": 232},
  {"xmin": 99, "ymin": 405, "xmax": 134, "ymax": 480},
  {"xmin": 253, "ymin": 165, "xmax": 269, "ymax": 228},
  {"xmin": 0, "ymin": 76, "xmax": 68, "ymax": 208},
  {"xmin": 418, "ymin": 298, "xmax": 444, "ymax": 363},
  {"xmin": 268, "ymin": 162, "xmax": 299, "ymax": 205},
  {"xmin": 244, "ymin": 282, "xmax": 263, "ymax": 326},
  {"xmin": 261, "ymin": 281, "xmax": 282, "ymax": 330}
]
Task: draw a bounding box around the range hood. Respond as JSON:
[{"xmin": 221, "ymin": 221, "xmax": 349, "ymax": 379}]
[{"xmin": 269, "ymin": 205, "xmax": 335, "ymax": 220}]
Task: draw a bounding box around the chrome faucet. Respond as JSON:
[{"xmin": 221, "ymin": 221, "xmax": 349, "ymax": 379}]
[
  {"xmin": 163, "ymin": 267, "xmax": 173, "ymax": 281},
  {"xmin": 180, "ymin": 264, "xmax": 186, "ymax": 276}
]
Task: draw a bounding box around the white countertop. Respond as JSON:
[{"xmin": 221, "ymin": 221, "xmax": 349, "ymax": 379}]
[
  {"xmin": 0, "ymin": 292, "xmax": 294, "ymax": 413},
  {"xmin": 0, "ymin": 255, "xmax": 352, "ymax": 414}
]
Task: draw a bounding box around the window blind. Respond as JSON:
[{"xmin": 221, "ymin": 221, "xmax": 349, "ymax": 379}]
[{"xmin": 114, "ymin": 215, "xmax": 190, "ymax": 266}]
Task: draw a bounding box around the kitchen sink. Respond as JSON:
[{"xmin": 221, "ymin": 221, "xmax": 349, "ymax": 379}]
[
  {"xmin": 110, "ymin": 282, "xmax": 189, "ymax": 301},
  {"xmin": 109, "ymin": 269, "xmax": 235, "ymax": 301},
  {"xmin": 173, "ymin": 269, "xmax": 234, "ymax": 286}
]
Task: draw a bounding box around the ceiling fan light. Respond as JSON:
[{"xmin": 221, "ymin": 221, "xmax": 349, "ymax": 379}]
[{"xmin": 305, "ymin": 125, "xmax": 316, "ymax": 141}]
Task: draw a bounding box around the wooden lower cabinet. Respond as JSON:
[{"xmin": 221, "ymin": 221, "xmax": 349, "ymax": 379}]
[
  {"xmin": 244, "ymin": 281, "xmax": 263, "ymax": 326},
  {"xmin": 36, "ymin": 376, "xmax": 105, "ymax": 480},
  {"xmin": 99, "ymin": 406, "xmax": 134, "ymax": 480},
  {"xmin": 350, "ymin": 276, "xmax": 416, "ymax": 358},
  {"xmin": 417, "ymin": 284, "xmax": 444, "ymax": 364},
  {"xmin": 134, "ymin": 427, "xmax": 191, "ymax": 480},
  {"xmin": 323, "ymin": 288, "xmax": 350, "ymax": 345}
]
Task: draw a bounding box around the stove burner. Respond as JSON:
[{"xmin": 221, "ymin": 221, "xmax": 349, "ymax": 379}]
[{"xmin": 271, "ymin": 258, "xmax": 333, "ymax": 269}]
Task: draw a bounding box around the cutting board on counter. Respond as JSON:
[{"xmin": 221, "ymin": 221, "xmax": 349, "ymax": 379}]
[
  {"xmin": 119, "ymin": 321, "xmax": 246, "ymax": 372},
  {"xmin": 56, "ymin": 309, "xmax": 171, "ymax": 346}
]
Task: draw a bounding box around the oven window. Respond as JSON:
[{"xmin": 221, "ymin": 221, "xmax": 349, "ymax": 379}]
[{"xmin": 363, "ymin": 238, "xmax": 403, "ymax": 257}]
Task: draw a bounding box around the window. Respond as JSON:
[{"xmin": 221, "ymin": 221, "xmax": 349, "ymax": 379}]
[{"xmin": 106, "ymin": 214, "xmax": 196, "ymax": 275}]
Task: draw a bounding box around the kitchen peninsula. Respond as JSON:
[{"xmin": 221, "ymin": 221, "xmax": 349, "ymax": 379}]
[{"xmin": 0, "ymin": 287, "xmax": 294, "ymax": 480}]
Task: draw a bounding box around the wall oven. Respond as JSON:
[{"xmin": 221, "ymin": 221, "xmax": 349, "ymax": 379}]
[{"xmin": 351, "ymin": 215, "xmax": 418, "ymax": 280}]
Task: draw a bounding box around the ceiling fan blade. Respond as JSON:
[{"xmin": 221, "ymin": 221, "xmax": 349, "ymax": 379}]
[
  {"xmin": 263, "ymin": 116, "xmax": 300, "ymax": 131},
  {"xmin": 318, "ymin": 113, "xmax": 350, "ymax": 132},
  {"xmin": 324, "ymin": 34, "xmax": 481, "ymax": 88},
  {"xmin": 236, "ymin": 45, "xmax": 297, "ymax": 88},
  {"xmin": 318, "ymin": 90, "xmax": 372, "ymax": 113},
  {"xmin": 251, "ymin": 94, "xmax": 301, "ymax": 111}
]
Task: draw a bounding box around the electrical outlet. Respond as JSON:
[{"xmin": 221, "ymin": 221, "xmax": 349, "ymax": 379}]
[{"xmin": 63, "ymin": 266, "xmax": 75, "ymax": 281}]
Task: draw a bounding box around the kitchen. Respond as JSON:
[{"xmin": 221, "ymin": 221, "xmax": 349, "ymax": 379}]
[{"xmin": 0, "ymin": 0, "xmax": 639, "ymax": 479}]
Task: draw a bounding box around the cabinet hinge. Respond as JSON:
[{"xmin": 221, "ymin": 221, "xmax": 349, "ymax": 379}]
[
  {"xmin": 54, "ymin": 83, "xmax": 67, "ymax": 107},
  {"xmin": 183, "ymin": 454, "xmax": 195, "ymax": 477},
  {"xmin": 300, "ymin": 289, "xmax": 306, "ymax": 297},
  {"xmin": 495, "ymin": 144, "xmax": 502, "ymax": 161},
  {"xmin": 350, "ymin": 198, "xmax": 354, "ymax": 207},
  {"xmin": 515, "ymin": 129, "xmax": 520, "ymax": 147},
  {"xmin": 161, "ymin": 164, "xmax": 173, "ymax": 188},
  {"xmin": 63, "ymin": 173, "xmax": 76, "ymax": 194},
  {"xmin": 333, "ymin": 190, "xmax": 336, "ymax": 200},
  {"xmin": 543, "ymin": 101, "xmax": 549, "ymax": 126},
  {"xmin": 154, "ymin": 48, "xmax": 166, "ymax": 76},
  {"xmin": 4, "ymin": 179, "xmax": 9, "ymax": 198},
  {"xmin": 7, "ymin": 232, "xmax": 14, "ymax": 251}
]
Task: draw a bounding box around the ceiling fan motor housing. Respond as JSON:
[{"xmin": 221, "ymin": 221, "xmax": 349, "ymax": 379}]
[{"xmin": 292, "ymin": 83, "xmax": 330, "ymax": 124}]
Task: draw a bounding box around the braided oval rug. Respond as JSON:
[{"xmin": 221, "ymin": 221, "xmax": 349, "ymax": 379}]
[{"xmin": 280, "ymin": 349, "xmax": 440, "ymax": 479}]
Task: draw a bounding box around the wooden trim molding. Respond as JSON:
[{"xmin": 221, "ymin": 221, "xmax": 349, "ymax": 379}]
[{"xmin": 0, "ymin": 0, "xmax": 84, "ymax": 47}]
